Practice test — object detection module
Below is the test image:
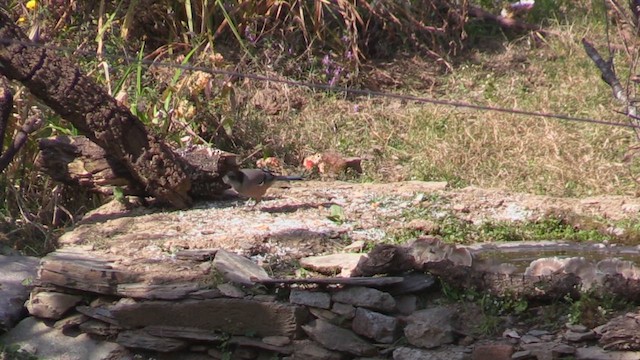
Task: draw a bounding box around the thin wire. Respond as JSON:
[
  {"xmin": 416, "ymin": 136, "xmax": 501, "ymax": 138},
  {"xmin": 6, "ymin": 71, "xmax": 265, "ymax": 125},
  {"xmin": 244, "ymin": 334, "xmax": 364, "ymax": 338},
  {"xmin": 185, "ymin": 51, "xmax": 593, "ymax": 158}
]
[{"xmin": 1, "ymin": 37, "xmax": 638, "ymax": 129}]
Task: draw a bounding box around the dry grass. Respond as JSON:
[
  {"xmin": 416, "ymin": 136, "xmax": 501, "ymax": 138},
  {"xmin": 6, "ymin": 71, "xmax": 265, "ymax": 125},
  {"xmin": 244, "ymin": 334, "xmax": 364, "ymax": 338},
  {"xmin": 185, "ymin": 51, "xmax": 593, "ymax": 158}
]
[{"xmin": 232, "ymin": 21, "xmax": 640, "ymax": 197}]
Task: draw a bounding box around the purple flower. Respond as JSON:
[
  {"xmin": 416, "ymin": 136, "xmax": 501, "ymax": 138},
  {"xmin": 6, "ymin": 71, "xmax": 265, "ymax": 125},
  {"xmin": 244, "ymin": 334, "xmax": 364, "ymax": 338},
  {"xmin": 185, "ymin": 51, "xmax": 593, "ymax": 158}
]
[{"xmin": 322, "ymin": 54, "xmax": 331, "ymax": 66}]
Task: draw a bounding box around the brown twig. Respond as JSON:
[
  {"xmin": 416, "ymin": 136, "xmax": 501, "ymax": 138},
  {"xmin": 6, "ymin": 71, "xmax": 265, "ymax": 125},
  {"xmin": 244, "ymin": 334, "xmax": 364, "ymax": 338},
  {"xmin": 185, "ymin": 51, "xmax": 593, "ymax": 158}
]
[
  {"xmin": 0, "ymin": 113, "xmax": 43, "ymax": 172},
  {"xmin": 0, "ymin": 75, "xmax": 13, "ymax": 155},
  {"xmin": 581, "ymin": 37, "xmax": 639, "ymax": 139}
]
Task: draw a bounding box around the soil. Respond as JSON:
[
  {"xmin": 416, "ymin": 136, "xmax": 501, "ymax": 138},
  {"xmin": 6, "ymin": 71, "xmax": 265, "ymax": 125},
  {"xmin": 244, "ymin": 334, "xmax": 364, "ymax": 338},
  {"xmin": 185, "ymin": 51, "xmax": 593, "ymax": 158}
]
[{"xmin": 59, "ymin": 180, "xmax": 640, "ymax": 278}]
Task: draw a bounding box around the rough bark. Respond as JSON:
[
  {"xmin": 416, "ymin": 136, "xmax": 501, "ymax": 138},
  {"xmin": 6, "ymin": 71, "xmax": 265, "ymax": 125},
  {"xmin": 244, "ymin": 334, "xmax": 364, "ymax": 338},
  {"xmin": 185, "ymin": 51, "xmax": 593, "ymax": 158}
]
[
  {"xmin": 0, "ymin": 10, "xmax": 191, "ymax": 207},
  {"xmin": 35, "ymin": 136, "xmax": 237, "ymax": 198}
]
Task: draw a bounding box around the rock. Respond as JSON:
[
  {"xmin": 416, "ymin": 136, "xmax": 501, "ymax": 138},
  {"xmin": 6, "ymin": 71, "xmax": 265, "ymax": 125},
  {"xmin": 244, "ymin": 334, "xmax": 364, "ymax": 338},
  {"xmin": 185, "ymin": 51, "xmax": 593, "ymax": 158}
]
[
  {"xmin": 290, "ymin": 289, "xmax": 331, "ymax": 309},
  {"xmin": 403, "ymin": 306, "xmax": 457, "ymax": 349},
  {"xmin": 510, "ymin": 350, "xmax": 533, "ymax": 360},
  {"xmin": 565, "ymin": 329, "xmax": 596, "ymax": 342},
  {"xmin": 385, "ymin": 273, "xmax": 436, "ymax": 296},
  {"xmin": 521, "ymin": 341, "xmax": 577, "ymax": 360},
  {"xmin": 217, "ymin": 283, "xmax": 245, "ymax": 298},
  {"xmin": 54, "ymin": 313, "xmax": 88, "ymax": 331},
  {"xmin": 519, "ymin": 334, "xmax": 541, "ymax": 344},
  {"xmin": 344, "ymin": 240, "xmax": 366, "ymax": 252},
  {"xmin": 395, "ymin": 295, "xmax": 417, "ymax": 316},
  {"xmin": 299, "ymin": 253, "xmax": 364, "ymax": 276},
  {"xmin": 331, "ymin": 302, "xmax": 356, "ymax": 319},
  {"xmin": 392, "ymin": 346, "xmax": 467, "ymax": 360},
  {"xmin": 502, "ymin": 329, "xmax": 520, "ymax": 339},
  {"xmin": 212, "ymin": 249, "xmax": 270, "ymax": 285},
  {"xmin": 117, "ymin": 329, "xmax": 187, "ymax": 352},
  {"xmin": 26, "ymin": 292, "xmax": 83, "ymax": 320},
  {"xmin": 229, "ymin": 336, "xmax": 293, "ymax": 354},
  {"xmin": 566, "ymin": 324, "xmax": 589, "ymax": 332},
  {"xmin": 332, "ymin": 286, "xmax": 396, "ymax": 312},
  {"xmin": 551, "ymin": 343, "xmax": 575, "ymax": 356},
  {"xmin": 263, "ymin": 335, "xmax": 291, "ymax": 347},
  {"xmin": 0, "ymin": 316, "xmax": 130, "ymax": 359},
  {"xmin": 0, "ymin": 254, "xmax": 39, "ymax": 331},
  {"xmin": 471, "ymin": 343, "xmax": 513, "ymax": 360},
  {"xmin": 78, "ymin": 319, "xmax": 121, "ymax": 337},
  {"xmin": 575, "ymin": 346, "xmax": 640, "ymax": 360},
  {"xmin": 292, "ymin": 339, "xmax": 344, "ymax": 360},
  {"xmin": 302, "ymin": 319, "xmax": 377, "ymax": 356},
  {"xmin": 309, "ymin": 307, "xmax": 341, "ymax": 323},
  {"xmin": 112, "ymin": 298, "xmax": 308, "ymax": 338},
  {"xmin": 599, "ymin": 312, "xmax": 640, "ymax": 350},
  {"xmin": 527, "ymin": 329, "xmax": 550, "ymax": 337},
  {"xmin": 352, "ymin": 308, "xmax": 398, "ymax": 343}
]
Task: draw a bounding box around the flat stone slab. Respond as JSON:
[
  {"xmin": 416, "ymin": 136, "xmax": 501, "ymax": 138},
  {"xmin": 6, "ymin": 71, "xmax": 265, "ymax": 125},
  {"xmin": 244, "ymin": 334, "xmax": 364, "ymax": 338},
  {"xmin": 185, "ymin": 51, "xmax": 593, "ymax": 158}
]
[
  {"xmin": 0, "ymin": 316, "xmax": 130, "ymax": 360},
  {"xmin": 0, "ymin": 254, "xmax": 39, "ymax": 331},
  {"xmin": 111, "ymin": 298, "xmax": 308, "ymax": 338}
]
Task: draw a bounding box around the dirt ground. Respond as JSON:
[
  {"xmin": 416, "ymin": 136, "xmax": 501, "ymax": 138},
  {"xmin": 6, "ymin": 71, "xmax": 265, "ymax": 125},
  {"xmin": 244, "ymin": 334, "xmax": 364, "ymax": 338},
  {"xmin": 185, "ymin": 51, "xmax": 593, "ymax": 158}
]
[{"xmin": 57, "ymin": 180, "xmax": 640, "ymax": 279}]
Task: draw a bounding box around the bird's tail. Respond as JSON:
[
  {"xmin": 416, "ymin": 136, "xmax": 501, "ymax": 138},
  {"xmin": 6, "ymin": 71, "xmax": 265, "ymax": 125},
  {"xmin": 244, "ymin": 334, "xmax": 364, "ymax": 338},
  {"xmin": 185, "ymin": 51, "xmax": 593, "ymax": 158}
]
[{"xmin": 274, "ymin": 175, "xmax": 304, "ymax": 181}]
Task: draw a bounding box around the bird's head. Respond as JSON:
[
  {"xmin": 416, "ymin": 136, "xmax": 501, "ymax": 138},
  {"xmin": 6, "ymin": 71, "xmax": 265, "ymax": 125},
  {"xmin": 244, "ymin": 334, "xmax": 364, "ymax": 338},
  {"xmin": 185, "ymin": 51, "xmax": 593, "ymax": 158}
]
[{"xmin": 222, "ymin": 170, "xmax": 243, "ymax": 187}]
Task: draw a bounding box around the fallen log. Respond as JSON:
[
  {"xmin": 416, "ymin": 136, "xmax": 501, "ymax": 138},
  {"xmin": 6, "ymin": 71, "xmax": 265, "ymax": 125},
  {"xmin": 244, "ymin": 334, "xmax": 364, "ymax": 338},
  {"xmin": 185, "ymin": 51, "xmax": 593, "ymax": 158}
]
[{"xmin": 36, "ymin": 136, "xmax": 238, "ymax": 199}]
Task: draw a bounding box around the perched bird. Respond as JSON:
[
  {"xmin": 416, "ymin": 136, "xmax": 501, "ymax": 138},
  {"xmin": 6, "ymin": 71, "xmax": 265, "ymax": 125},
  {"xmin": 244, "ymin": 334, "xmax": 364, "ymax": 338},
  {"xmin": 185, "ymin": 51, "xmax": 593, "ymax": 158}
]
[{"xmin": 222, "ymin": 169, "xmax": 303, "ymax": 205}]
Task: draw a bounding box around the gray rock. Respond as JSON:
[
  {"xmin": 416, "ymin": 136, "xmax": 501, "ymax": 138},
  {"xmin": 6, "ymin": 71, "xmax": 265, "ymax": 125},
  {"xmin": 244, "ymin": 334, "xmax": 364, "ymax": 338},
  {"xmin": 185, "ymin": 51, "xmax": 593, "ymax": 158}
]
[
  {"xmin": 551, "ymin": 343, "xmax": 575, "ymax": 356},
  {"xmin": 263, "ymin": 335, "xmax": 291, "ymax": 347},
  {"xmin": 290, "ymin": 289, "xmax": 331, "ymax": 309},
  {"xmin": 393, "ymin": 346, "xmax": 467, "ymax": 360},
  {"xmin": 117, "ymin": 329, "xmax": 187, "ymax": 352},
  {"xmin": 472, "ymin": 343, "xmax": 514, "ymax": 360},
  {"xmin": 0, "ymin": 316, "xmax": 131, "ymax": 359},
  {"xmin": 403, "ymin": 306, "xmax": 457, "ymax": 349},
  {"xmin": 386, "ymin": 273, "xmax": 436, "ymax": 295},
  {"xmin": 112, "ymin": 298, "xmax": 307, "ymax": 338},
  {"xmin": 519, "ymin": 334, "xmax": 541, "ymax": 344},
  {"xmin": 564, "ymin": 329, "xmax": 596, "ymax": 342},
  {"xmin": 0, "ymin": 254, "xmax": 39, "ymax": 331},
  {"xmin": 292, "ymin": 339, "xmax": 344, "ymax": 360},
  {"xmin": 212, "ymin": 249, "xmax": 270, "ymax": 285},
  {"xmin": 352, "ymin": 308, "xmax": 398, "ymax": 344},
  {"xmin": 302, "ymin": 319, "xmax": 377, "ymax": 356},
  {"xmin": 299, "ymin": 253, "xmax": 364, "ymax": 276},
  {"xmin": 521, "ymin": 341, "xmax": 578, "ymax": 360},
  {"xmin": 26, "ymin": 292, "xmax": 83, "ymax": 320},
  {"xmin": 575, "ymin": 346, "xmax": 640, "ymax": 360},
  {"xmin": 331, "ymin": 302, "xmax": 356, "ymax": 319},
  {"xmin": 566, "ymin": 324, "xmax": 588, "ymax": 333},
  {"xmin": 309, "ymin": 307, "xmax": 341, "ymax": 324},
  {"xmin": 217, "ymin": 283, "xmax": 245, "ymax": 298},
  {"xmin": 511, "ymin": 350, "xmax": 532, "ymax": 360},
  {"xmin": 527, "ymin": 329, "xmax": 550, "ymax": 337},
  {"xmin": 395, "ymin": 295, "xmax": 418, "ymax": 316},
  {"xmin": 332, "ymin": 286, "xmax": 396, "ymax": 312}
]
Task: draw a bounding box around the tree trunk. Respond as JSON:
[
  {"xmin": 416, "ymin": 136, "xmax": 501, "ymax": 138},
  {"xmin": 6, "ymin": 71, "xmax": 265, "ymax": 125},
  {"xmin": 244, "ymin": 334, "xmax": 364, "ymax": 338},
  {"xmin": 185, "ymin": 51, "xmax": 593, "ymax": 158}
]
[{"xmin": 0, "ymin": 10, "xmax": 194, "ymax": 208}]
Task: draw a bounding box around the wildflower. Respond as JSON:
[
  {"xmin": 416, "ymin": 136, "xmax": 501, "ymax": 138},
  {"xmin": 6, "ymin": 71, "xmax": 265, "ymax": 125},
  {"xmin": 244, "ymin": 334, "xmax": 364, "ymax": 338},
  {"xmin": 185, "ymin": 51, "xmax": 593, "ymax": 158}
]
[
  {"xmin": 26, "ymin": 0, "xmax": 37, "ymax": 10},
  {"xmin": 322, "ymin": 54, "xmax": 331, "ymax": 67},
  {"xmin": 17, "ymin": 16, "xmax": 26, "ymax": 23}
]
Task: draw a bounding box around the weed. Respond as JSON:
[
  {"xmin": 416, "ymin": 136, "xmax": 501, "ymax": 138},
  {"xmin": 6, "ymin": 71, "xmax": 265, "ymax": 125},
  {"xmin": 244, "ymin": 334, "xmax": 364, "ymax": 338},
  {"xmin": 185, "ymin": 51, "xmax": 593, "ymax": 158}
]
[{"xmin": 566, "ymin": 290, "xmax": 634, "ymax": 328}]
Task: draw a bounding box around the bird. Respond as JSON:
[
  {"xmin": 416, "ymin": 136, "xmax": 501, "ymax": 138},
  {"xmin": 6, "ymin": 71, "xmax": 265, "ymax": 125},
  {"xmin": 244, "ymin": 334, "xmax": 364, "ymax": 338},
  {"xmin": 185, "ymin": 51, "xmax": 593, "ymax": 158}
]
[{"xmin": 222, "ymin": 168, "xmax": 303, "ymax": 205}]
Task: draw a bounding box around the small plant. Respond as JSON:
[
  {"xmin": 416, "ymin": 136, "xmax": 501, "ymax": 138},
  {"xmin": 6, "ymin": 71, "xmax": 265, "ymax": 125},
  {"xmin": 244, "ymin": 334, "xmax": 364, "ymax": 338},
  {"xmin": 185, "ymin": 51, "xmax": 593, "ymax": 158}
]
[
  {"xmin": 566, "ymin": 290, "xmax": 633, "ymax": 328},
  {"xmin": 327, "ymin": 204, "xmax": 346, "ymax": 224}
]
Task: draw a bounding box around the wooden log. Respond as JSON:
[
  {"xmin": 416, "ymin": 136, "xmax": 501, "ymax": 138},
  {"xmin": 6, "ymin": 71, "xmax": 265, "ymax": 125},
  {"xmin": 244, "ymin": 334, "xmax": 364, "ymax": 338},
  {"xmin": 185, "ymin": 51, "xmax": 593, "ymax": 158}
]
[
  {"xmin": 0, "ymin": 12, "xmax": 192, "ymax": 208},
  {"xmin": 36, "ymin": 136, "xmax": 238, "ymax": 199}
]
